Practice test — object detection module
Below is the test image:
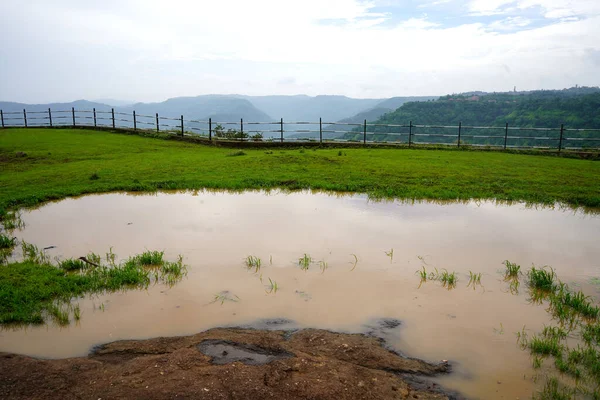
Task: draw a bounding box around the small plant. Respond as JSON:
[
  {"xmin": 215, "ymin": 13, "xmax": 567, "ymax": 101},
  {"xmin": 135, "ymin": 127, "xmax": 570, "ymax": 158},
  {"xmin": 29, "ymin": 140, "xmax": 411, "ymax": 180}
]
[
  {"xmin": 266, "ymin": 278, "xmax": 279, "ymax": 294},
  {"xmin": 439, "ymin": 269, "xmax": 458, "ymax": 289},
  {"xmin": 245, "ymin": 255, "xmax": 262, "ymax": 273},
  {"xmin": 1, "ymin": 211, "xmax": 24, "ymax": 231},
  {"xmin": 73, "ymin": 304, "xmax": 81, "ymax": 321},
  {"xmin": 503, "ymin": 260, "xmax": 521, "ymax": 279},
  {"xmin": 298, "ymin": 253, "xmax": 312, "ymax": 270},
  {"xmin": 468, "ymin": 271, "xmax": 482, "ymax": 289},
  {"xmin": 133, "ymin": 250, "xmax": 164, "ymax": 266},
  {"xmin": 0, "ymin": 234, "xmax": 16, "ymax": 249},
  {"xmin": 337, "ymin": 150, "xmax": 343, "ymax": 156},
  {"xmin": 86, "ymin": 251, "xmax": 102, "ymax": 266},
  {"xmin": 211, "ymin": 291, "xmax": 240, "ymax": 305},
  {"xmin": 494, "ymin": 323, "xmax": 504, "ymax": 335},
  {"xmin": 106, "ymin": 247, "xmax": 117, "ymax": 266},
  {"xmin": 416, "ymin": 266, "xmax": 427, "ymax": 281},
  {"xmin": 385, "ymin": 248, "xmax": 394, "ymax": 263},
  {"xmin": 49, "ymin": 302, "xmax": 70, "ymax": 326},
  {"xmin": 89, "ymin": 172, "xmax": 100, "ymax": 180},
  {"xmin": 250, "ymin": 133, "xmax": 263, "ymax": 141},
  {"xmin": 349, "ymin": 254, "xmax": 358, "ymax": 271},
  {"xmin": 59, "ymin": 258, "xmax": 86, "ymax": 271},
  {"xmin": 528, "ymin": 266, "xmax": 557, "ymax": 292},
  {"xmin": 269, "ymin": 255, "xmax": 273, "ymax": 265},
  {"xmin": 226, "ymin": 150, "xmax": 246, "ymax": 157},
  {"xmin": 319, "ymin": 260, "xmax": 328, "ymax": 273}
]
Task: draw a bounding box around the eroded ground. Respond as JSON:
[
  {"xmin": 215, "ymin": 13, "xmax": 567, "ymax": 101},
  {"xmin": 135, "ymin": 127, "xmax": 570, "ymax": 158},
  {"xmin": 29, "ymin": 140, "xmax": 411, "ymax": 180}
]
[{"xmin": 0, "ymin": 326, "xmax": 453, "ymax": 400}]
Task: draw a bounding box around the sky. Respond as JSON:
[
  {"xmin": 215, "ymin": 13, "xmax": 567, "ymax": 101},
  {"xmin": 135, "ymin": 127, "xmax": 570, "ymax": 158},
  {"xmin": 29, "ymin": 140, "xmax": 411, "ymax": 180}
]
[{"xmin": 1, "ymin": 0, "xmax": 599, "ymax": 103}]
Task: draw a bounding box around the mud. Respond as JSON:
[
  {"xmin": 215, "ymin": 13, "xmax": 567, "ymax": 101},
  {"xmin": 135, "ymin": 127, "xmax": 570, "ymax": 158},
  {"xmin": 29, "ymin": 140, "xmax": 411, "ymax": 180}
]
[{"xmin": 0, "ymin": 327, "xmax": 453, "ymax": 400}]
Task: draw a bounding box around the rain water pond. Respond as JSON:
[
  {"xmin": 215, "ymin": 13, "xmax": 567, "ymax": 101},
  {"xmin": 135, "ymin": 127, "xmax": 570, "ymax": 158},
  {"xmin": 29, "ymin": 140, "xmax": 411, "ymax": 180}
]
[{"xmin": 2, "ymin": 190, "xmax": 599, "ymax": 399}]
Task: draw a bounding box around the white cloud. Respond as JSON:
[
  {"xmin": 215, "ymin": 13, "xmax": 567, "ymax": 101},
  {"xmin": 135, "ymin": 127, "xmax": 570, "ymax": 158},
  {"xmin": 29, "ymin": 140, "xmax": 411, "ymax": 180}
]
[
  {"xmin": 0, "ymin": 0, "xmax": 599, "ymax": 102},
  {"xmin": 488, "ymin": 16, "xmax": 532, "ymax": 31}
]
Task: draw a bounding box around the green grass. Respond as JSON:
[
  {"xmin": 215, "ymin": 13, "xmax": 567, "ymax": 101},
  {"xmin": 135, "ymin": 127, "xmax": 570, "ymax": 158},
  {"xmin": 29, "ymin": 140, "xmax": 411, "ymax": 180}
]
[
  {"xmin": 244, "ymin": 255, "xmax": 262, "ymax": 273},
  {"xmin": 1, "ymin": 128, "xmax": 599, "ymax": 216},
  {"xmin": 298, "ymin": 254, "xmax": 312, "ymax": 270},
  {"xmin": 528, "ymin": 266, "xmax": 557, "ymax": 292},
  {"xmin": 503, "ymin": 260, "xmax": 521, "ymax": 279},
  {"xmin": 0, "ymin": 248, "xmax": 187, "ymax": 325},
  {"xmin": 513, "ymin": 265, "xmax": 600, "ymax": 397},
  {"xmin": 59, "ymin": 258, "xmax": 86, "ymax": 271},
  {"xmin": 0, "ymin": 234, "xmax": 15, "ymax": 249}
]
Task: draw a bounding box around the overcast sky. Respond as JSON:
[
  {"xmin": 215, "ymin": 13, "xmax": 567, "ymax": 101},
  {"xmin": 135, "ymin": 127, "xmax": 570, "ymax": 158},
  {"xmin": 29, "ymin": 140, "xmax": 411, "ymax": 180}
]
[{"xmin": 1, "ymin": 0, "xmax": 599, "ymax": 103}]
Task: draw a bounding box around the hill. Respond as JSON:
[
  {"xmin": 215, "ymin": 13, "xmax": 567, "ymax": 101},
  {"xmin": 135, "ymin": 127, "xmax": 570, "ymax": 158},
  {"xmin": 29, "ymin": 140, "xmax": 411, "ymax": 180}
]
[{"xmin": 341, "ymin": 87, "xmax": 600, "ymax": 146}]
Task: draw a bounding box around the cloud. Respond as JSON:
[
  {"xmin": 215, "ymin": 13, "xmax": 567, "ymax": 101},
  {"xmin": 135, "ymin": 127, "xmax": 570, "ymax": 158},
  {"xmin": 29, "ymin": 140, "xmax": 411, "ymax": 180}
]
[
  {"xmin": 487, "ymin": 16, "xmax": 532, "ymax": 31},
  {"xmin": 0, "ymin": 0, "xmax": 599, "ymax": 102}
]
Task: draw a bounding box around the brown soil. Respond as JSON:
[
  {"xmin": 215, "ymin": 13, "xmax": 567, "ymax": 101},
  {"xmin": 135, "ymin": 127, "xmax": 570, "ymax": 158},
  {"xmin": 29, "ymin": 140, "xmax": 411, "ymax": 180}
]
[{"xmin": 0, "ymin": 327, "xmax": 453, "ymax": 399}]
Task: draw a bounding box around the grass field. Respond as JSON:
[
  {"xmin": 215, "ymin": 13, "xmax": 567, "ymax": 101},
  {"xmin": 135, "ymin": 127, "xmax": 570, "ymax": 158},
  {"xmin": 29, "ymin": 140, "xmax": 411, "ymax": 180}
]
[{"xmin": 0, "ymin": 128, "xmax": 599, "ymax": 214}]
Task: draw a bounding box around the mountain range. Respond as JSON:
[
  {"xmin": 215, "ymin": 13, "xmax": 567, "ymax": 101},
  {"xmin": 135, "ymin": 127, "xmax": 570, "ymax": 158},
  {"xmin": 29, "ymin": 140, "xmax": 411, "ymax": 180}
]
[{"xmin": 0, "ymin": 94, "xmax": 435, "ymax": 130}]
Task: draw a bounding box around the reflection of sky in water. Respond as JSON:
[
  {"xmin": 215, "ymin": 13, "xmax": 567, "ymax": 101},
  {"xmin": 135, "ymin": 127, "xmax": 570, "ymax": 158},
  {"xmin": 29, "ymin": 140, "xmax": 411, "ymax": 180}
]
[
  {"xmin": 20, "ymin": 190, "xmax": 600, "ymax": 279},
  {"xmin": 4, "ymin": 190, "xmax": 600, "ymax": 399}
]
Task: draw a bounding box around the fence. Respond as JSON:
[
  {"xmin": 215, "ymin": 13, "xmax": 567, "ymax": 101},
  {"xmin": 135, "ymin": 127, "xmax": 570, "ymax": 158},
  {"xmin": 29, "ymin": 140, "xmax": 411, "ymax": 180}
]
[{"xmin": 1, "ymin": 107, "xmax": 600, "ymax": 151}]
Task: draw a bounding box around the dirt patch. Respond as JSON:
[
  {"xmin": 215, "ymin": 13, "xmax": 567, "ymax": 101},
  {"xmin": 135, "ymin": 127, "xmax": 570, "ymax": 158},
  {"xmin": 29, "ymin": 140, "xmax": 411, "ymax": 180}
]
[{"xmin": 0, "ymin": 327, "xmax": 454, "ymax": 399}]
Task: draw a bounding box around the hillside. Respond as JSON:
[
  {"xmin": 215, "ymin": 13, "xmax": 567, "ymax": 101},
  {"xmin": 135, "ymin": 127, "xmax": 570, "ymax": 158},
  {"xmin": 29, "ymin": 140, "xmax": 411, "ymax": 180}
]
[{"xmin": 341, "ymin": 88, "xmax": 600, "ymax": 146}]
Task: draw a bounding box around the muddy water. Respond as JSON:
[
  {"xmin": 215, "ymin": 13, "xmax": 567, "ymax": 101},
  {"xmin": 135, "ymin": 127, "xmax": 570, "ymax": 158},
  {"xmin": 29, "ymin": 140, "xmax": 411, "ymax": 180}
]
[{"xmin": 2, "ymin": 191, "xmax": 600, "ymax": 399}]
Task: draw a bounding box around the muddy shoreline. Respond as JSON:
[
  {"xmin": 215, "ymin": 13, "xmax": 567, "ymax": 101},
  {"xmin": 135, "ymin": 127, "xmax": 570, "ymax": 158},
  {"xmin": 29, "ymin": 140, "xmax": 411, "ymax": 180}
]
[{"xmin": 0, "ymin": 323, "xmax": 457, "ymax": 399}]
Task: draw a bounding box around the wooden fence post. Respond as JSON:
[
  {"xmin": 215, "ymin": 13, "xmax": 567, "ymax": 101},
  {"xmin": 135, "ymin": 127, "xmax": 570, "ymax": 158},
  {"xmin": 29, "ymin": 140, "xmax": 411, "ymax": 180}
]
[
  {"xmin": 363, "ymin": 119, "xmax": 367, "ymax": 144},
  {"xmin": 111, "ymin": 108, "xmax": 115, "ymax": 129},
  {"xmin": 72, "ymin": 107, "xmax": 76, "ymax": 127},
  {"xmin": 319, "ymin": 118, "xmax": 322, "ymax": 143},
  {"xmin": 209, "ymin": 118, "xmax": 212, "ymax": 140},
  {"xmin": 280, "ymin": 118, "xmax": 284, "ymax": 143},
  {"xmin": 48, "ymin": 108, "xmax": 52, "ymax": 127},
  {"xmin": 457, "ymin": 122, "xmax": 462, "ymax": 148},
  {"xmin": 156, "ymin": 113, "xmax": 159, "ymax": 132},
  {"xmin": 408, "ymin": 121, "xmax": 412, "ymax": 147},
  {"xmin": 133, "ymin": 111, "xmax": 137, "ymax": 131},
  {"xmin": 23, "ymin": 109, "xmax": 27, "ymax": 128},
  {"xmin": 504, "ymin": 122, "xmax": 508, "ymax": 150},
  {"xmin": 181, "ymin": 115, "xmax": 184, "ymax": 136},
  {"xmin": 240, "ymin": 118, "xmax": 243, "ymax": 141},
  {"xmin": 558, "ymin": 124, "xmax": 564, "ymax": 152},
  {"xmin": 0, "ymin": 110, "xmax": 3, "ymax": 128}
]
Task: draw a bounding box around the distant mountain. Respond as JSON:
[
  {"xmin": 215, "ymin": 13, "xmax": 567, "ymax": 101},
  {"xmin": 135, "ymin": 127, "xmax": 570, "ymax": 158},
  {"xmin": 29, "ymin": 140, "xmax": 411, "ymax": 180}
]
[
  {"xmin": 121, "ymin": 95, "xmax": 272, "ymax": 122},
  {"xmin": 0, "ymin": 100, "xmax": 111, "ymax": 113},
  {"xmin": 238, "ymin": 95, "xmax": 383, "ymax": 123},
  {"xmin": 93, "ymin": 98, "xmax": 135, "ymax": 107}
]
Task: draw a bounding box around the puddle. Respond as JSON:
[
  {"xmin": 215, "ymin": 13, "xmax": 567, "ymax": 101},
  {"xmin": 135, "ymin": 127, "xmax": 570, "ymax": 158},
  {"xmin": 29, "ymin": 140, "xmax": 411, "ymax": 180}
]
[
  {"xmin": 198, "ymin": 339, "xmax": 294, "ymax": 365},
  {"xmin": 2, "ymin": 190, "xmax": 600, "ymax": 399}
]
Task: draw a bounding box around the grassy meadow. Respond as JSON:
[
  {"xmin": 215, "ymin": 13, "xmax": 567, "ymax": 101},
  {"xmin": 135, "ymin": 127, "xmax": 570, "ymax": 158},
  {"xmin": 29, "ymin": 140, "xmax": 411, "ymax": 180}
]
[{"xmin": 0, "ymin": 127, "xmax": 599, "ymax": 213}]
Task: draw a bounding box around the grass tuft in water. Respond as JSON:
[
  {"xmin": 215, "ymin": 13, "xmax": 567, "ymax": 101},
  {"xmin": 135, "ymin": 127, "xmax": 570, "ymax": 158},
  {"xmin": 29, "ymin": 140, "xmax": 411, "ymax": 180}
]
[
  {"xmin": 527, "ymin": 266, "xmax": 557, "ymax": 292},
  {"xmin": 211, "ymin": 291, "xmax": 240, "ymax": 305},
  {"xmin": 468, "ymin": 271, "xmax": 482, "ymax": 289},
  {"xmin": 319, "ymin": 260, "xmax": 328, "ymax": 273},
  {"xmin": 439, "ymin": 269, "xmax": 458, "ymax": 289},
  {"xmin": 385, "ymin": 248, "xmax": 394, "ymax": 263},
  {"xmin": 245, "ymin": 255, "xmax": 262, "ymax": 273},
  {"xmin": 534, "ymin": 377, "xmax": 575, "ymax": 400},
  {"xmin": 266, "ymin": 278, "xmax": 279, "ymax": 294},
  {"xmin": 0, "ymin": 234, "xmax": 16, "ymax": 249},
  {"xmin": 503, "ymin": 260, "xmax": 521, "ymax": 279},
  {"xmin": 298, "ymin": 254, "xmax": 312, "ymax": 271},
  {"xmin": 349, "ymin": 254, "xmax": 358, "ymax": 271}
]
